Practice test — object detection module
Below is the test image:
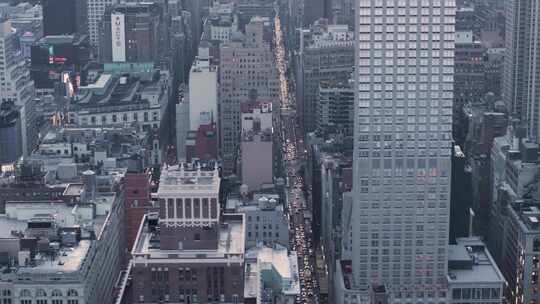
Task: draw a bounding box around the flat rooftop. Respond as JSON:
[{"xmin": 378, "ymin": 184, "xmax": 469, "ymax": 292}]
[
  {"xmin": 157, "ymin": 164, "xmax": 220, "ymax": 196},
  {"xmin": 510, "ymin": 202, "xmax": 540, "ymax": 231},
  {"xmin": 18, "ymin": 240, "xmax": 91, "ymax": 274},
  {"xmin": 447, "ymin": 237, "xmax": 505, "ymax": 285},
  {"xmin": 245, "ymin": 245, "xmax": 300, "ymax": 298},
  {"xmin": 133, "ymin": 214, "xmax": 245, "ymax": 258}
]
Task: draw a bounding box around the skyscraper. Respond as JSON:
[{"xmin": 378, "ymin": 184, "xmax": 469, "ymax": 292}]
[
  {"xmin": 99, "ymin": 2, "xmax": 163, "ymax": 63},
  {"xmin": 219, "ymin": 18, "xmax": 278, "ymax": 175},
  {"xmin": 42, "ymin": 0, "xmax": 87, "ymax": 36},
  {"xmin": 87, "ymin": 0, "xmax": 117, "ymax": 46},
  {"xmin": 503, "ymin": 0, "xmax": 540, "ymax": 140},
  {"xmin": 0, "ymin": 20, "xmax": 38, "ymax": 157},
  {"xmin": 350, "ymin": 0, "xmax": 455, "ymax": 300}
]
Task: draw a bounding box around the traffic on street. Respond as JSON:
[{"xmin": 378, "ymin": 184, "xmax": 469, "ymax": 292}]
[{"xmin": 274, "ymin": 12, "xmax": 320, "ymax": 304}]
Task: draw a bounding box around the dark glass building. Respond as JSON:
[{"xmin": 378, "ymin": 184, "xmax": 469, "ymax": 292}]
[
  {"xmin": 30, "ymin": 35, "xmax": 91, "ymax": 91},
  {"xmin": 42, "ymin": 0, "xmax": 87, "ymax": 36}
]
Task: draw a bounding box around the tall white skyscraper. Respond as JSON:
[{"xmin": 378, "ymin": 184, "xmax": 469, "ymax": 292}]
[{"xmin": 351, "ymin": 0, "xmax": 455, "ymax": 301}]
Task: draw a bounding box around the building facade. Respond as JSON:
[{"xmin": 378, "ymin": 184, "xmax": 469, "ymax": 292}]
[
  {"xmin": 218, "ymin": 18, "xmax": 278, "ymax": 175},
  {"xmin": 317, "ymin": 80, "xmax": 354, "ymax": 137},
  {"xmin": 447, "ymin": 238, "xmax": 505, "ymax": 304},
  {"xmin": 129, "ymin": 164, "xmax": 245, "ymax": 303},
  {"xmin": 503, "ymin": 0, "xmax": 540, "ymax": 139},
  {"xmin": 350, "ymin": 0, "xmax": 455, "ymax": 301},
  {"xmin": 0, "ymin": 164, "xmax": 125, "ymax": 304},
  {"xmin": 226, "ymin": 193, "xmax": 289, "ymax": 249},
  {"xmin": 87, "ymin": 0, "xmax": 117, "ymax": 46},
  {"xmin": 100, "ymin": 2, "xmax": 163, "ymax": 63},
  {"xmin": 42, "ymin": 0, "xmax": 87, "ymax": 36},
  {"xmin": 0, "ymin": 20, "xmax": 38, "ymax": 157},
  {"xmin": 296, "ymin": 23, "xmax": 354, "ymax": 133}
]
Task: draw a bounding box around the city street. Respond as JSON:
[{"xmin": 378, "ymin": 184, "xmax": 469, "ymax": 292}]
[{"xmin": 274, "ymin": 12, "xmax": 320, "ymax": 304}]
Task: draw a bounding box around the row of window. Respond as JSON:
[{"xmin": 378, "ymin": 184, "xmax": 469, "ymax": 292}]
[
  {"xmin": 19, "ymin": 289, "xmax": 78, "ymax": 298},
  {"xmin": 82, "ymin": 111, "xmax": 158, "ymax": 124},
  {"xmin": 359, "ymin": 0, "xmax": 448, "ymax": 6},
  {"xmin": 20, "ymin": 300, "xmax": 78, "ymax": 304}
]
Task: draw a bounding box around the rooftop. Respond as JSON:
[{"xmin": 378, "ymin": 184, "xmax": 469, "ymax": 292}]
[
  {"xmin": 0, "ymin": 188, "xmax": 118, "ymax": 278},
  {"xmin": 157, "ymin": 164, "xmax": 220, "ymax": 196},
  {"xmin": 72, "ymin": 72, "xmax": 167, "ymax": 114},
  {"xmin": 132, "ymin": 213, "xmax": 245, "ymax": 257},
  {"xmin": 244, "ymin": 244, "xmax": 300, "ymax": 299},
  {"xmin": 226, "ymin": 193, "xmax": 281, "ymax": 212},
  {"xmin": 447, "ymin": 237, "xmax": 505, "ymax": 285},
  {"xmin": 510, "ymin": 202, "xmax": 540, "ymax": 232}
]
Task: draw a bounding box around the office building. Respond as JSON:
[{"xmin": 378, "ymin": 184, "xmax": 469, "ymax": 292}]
[
  {"xmin": 87, "ymin": 0, "xmax": 117, "ymax": 46},
  {"xmin": 68, "ymin": 69, "xmax": 173, "ymax": 164},
  {"xmin": 240, "ymin": 101, "xmax": 274, "ymax": 190},
  {"xmin": 42, "ymin": 0, "xmax": 87, "ymax": 36},
  {"xmin": 503, "ymin": 0, "xmax": 540, "ymax": 139},
  {"xmin": 296, "ymin": 22, "xmax": 354, "ymax": 133},
  {"xmin": 30, "ymin": 34, "xmax": 91, "ymax": 93},
  {"xmin": 3, "ymin": 2, "xmax": 43, "ymax": 55},
  {"xmin": 128, "ymin": 163, "xmax": 245, "ymax": 303},
  {"xmin": 0, "ymin": 103, "xmax": 23, "ymax": 164},
  {"xmin": 100, "ymin": 2, "xmax": 163, "ymax": 63},
  {"xmin": 244, "ymin": 244, "xmax": 300, "ymax": 304},
  {"xmin": 502, "ymin": 202, "xmax": 540, "ymax": 304},
  {"xmin": 0, "ymin": 160, "xmax": 125, "ymax": 304},
  {"xmin": 206, "ymin": 2, "xmax": 238, "ymax": 43},
  {"xmin": 484, "ymin": 48, "xmax": 505, "ymax": 98},
  {"xmin": 189, "ymin": 43, "xmax": 218, "ymax": 131},
  {"xmin": 219, "ymin": 17, "xmax": 278, "ymax": 175},
  {"xmin": 226, "ymin": 192, "xmax": 289, "ymax": 249},
  {"xmin": 302, "ymin": 0, "xmax": 325, "ymax": 27},
  {"xmin": 447, "ymin": 237, "xmax": 505, "ymax": 304},
  {"xmin": 486, "ymin": 131, "xmax": 540, "ymax": 304},
  {"xmin": 0, "ymin": 20, "xmax": 38, "ymax": 157},
  {"xmin": 453, "ymin": 31, "xmax": 485, "ymax": 141},
  {"xmin": 329, "ymin": 0, "xmax": 354, "ymax": 28},
  {"xmin": 348, "ymin": 0, "xmax": 455, "ymax": 300},
  {"xmin": 123, "ymin": 172, "xmax": 157, "ymax": 251},
  {"xmin": 317, "ymin": 80, "xmax": 354, "ymax": 137}
]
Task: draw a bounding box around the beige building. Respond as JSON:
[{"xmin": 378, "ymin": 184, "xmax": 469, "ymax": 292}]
[{"xmin": 218, "ymin": 17, "xmax": 278, "ymax": 175}]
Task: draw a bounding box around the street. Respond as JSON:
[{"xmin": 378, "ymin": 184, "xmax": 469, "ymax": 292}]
[{"xmin": 274, "ymin": 12, "xmax": 320, "ymax": 304}]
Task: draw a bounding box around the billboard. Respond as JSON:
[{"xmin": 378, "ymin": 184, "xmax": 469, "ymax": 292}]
[{"xmin": 111, "ymin": 12, "xmax": 126, "ymax": 62}]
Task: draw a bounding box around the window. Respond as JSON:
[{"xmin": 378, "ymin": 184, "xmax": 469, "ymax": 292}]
[
  {"xmin": 534, "ymin": 239, "xmax": 540, "ymax": 252},
  {"xmin": 67, "ymin": 289, "xmax": 78, "ymax": 297},
  {"xmin": 20, "ymin": 290, "xmax": 31, "ymax": 298}
]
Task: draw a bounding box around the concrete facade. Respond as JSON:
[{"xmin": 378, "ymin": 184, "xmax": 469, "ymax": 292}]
[
  {"xmin": 350, "ymin": 0, "xmax": 455, "ymax": 301},
  {"xmin": 218, "ymin": 18, "xmax": 278, "ymax": 175},
  {"xmin": 128, "ymin": 164, "xmax": 246, "ymax": 303}
]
